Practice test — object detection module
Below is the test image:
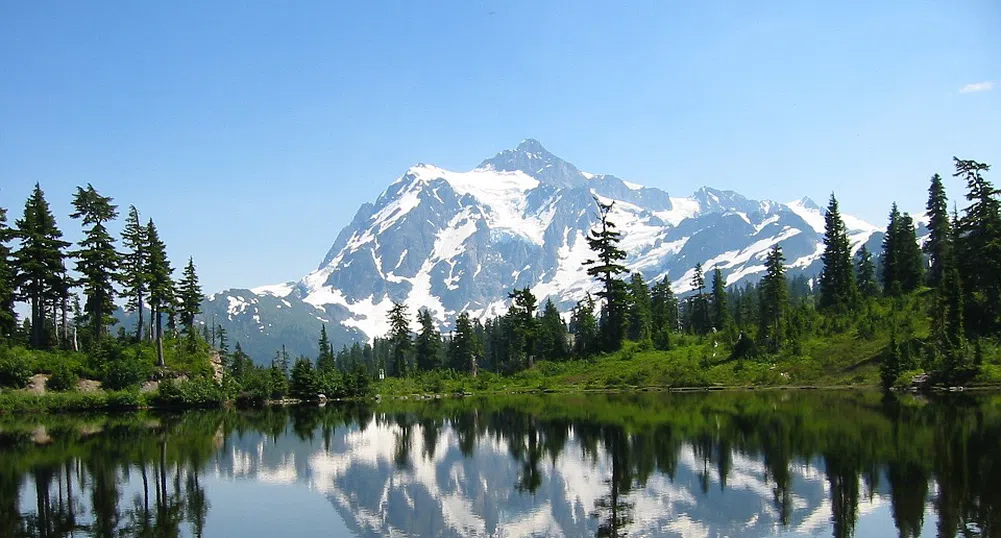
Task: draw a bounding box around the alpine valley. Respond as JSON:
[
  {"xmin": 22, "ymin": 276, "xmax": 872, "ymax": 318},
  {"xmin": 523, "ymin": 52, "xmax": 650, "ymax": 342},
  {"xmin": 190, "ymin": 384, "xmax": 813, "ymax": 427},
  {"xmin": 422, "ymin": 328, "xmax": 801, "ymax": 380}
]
[{"xmin": 204, "ymin": 140, "xmax": 891, "ymax": 361}]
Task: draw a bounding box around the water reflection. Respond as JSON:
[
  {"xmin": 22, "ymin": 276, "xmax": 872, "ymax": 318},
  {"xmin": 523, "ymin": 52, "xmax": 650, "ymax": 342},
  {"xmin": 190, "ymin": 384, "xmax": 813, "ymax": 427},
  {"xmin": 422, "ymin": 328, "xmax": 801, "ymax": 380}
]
[{"xmin": 1, "ymin": 391, "xmax": 999, "ymax": 537}]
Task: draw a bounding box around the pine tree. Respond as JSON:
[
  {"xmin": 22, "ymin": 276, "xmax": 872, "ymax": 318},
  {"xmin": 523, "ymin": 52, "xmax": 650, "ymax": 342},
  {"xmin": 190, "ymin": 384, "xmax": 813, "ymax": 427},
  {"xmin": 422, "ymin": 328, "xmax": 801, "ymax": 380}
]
[
  {"xmin": 537, "ymin": 299, "xmax": 569, "ymax": 362},
  {"xmin": 881, "ymin": 203, "xmax": 902, "ymax": 295},
  {"xmin": 569, "ymin": 294, "xmax": 599, "ymax": 357},
  {"xmin": 896, "ymin": 213, "xmax": 924, "ymax": 292},
  {"xmin": 855, "ymin": 245, "xmax": 879, "ymax": 298},
  {"xmin": 414, "ymin": 308, "xmax": 441, "ymax": 371},
  {"xmin": 759, "ymin": 245, "xmax": 788, "ymax": 353},
  {"xmin": 819, "ymin": 193, "xmax": 858, "ymax": 312},
  {"xmin": 626, "ymin": 273, "xmax": 652, "ymax": 342},
  {"xmin": 688, "ymin": 263, "xmax": 710, "ymax": 334},
  {"xmin": 177, "ymin": 257, "xmax": 203, "ymax": 336},
  {"xmin": 710, "ymin": 267, "xmax": 730, "ymax": 332},
  {"xmin": 650, "ymin": 277, "xmax": 678, "ymax": 349},
  {"xmin": 0, "ymin": 202, "xmax": 16, "ymax": 340},
  {"xmin": 69, "ymin": 184, "xmax": 120, "ymax": 343},
  {"xmin": 924, "ymin": 173, "xmax": 965, "ymax": 375},
  {"xmin": 216, "ymin": 324, "xmax": 229, "ymax": 355},
  {"xmin": 120, "ymin": 206, "xmax": 148, "ymax": 340},
  {"xmin": 507, "ymin": 287, "xmax": 539, "ymax": 368},
  {"xmin": 925, "ymin": 174, "xmax": 953, "ymax": 288},
  {"xmin": 316, "ymin": 325, "xmax": 336, "ymax": 372},
  {"xmin": 583, "ymin": 197, "xmax": 629, "ymax": 351},
  {"xmin": 954, "ymin": 157, "xmax": 1000, "ymax": 336},
  {"xmin": 12, "ymin": 184, "xmax": 71, "ymax": 349},
  {"xmin": 387, "ymin": 302, "xmax": 411, "ymax": 377},
  {"xmin": 448, "ymin": 312, "xmax": 479, "ymax": 373},
  {"xmin": 145, "ymin": 219, "xmax": 174, "ymax": 367},
  {"xmin": 289, "ymin": 357, "xmax": 317, "ymax": 401}
]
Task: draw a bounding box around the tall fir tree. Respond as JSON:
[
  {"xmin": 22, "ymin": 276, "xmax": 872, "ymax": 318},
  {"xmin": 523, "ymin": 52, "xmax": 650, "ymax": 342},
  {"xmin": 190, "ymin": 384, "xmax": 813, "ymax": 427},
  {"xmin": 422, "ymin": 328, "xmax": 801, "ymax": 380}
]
[
  {"xmin": 710, "ymin": 267, "xmax": 730, "ymax": 332},
  {"xmin": 583, "ymin": 197, "xmax": 629, "ymax": 351},
  {"xmin": 0, "ymin": 202, "xmax": 16, "ymax": 340},
  {"xmin": 387, "ymin": 302, "xmax": 412, "ymax": 377},
  {"xmin": 177, "ymin": 257, "xmax": 203, "ymax": 335},
  {"xmin": 688, "ymin": 263, "xmax": 710, "ymax": 334},
  {"xmin": 537, "ymin": 299, "xmax": 569, "ymax": 362},
  {"xmin": 145, "ymin": 219, "xmax": 174, "ymax": 367},
  {"xmin": 448, "ymin": 312, "xmax": 479, "ymax": 373},
  {"xmin": 925, "ymin": 174, "xmax": 954, "ymax": 288},
  {"xmin": 954, "ymin": 157, "xmax": 1000, "ymax": 336},
  {"xmin": 627, "ymin": 273, "xmax": 652, "ymax": 342},
  {"xmin": 759, "ymin": 245, "xmax": 788, "ymax": 353},
  {"xmin": 924, "ymin": 174, "xmax": 965, "ymax": 374},
  {"xmin": 507, "ymin": 287, "xmax": 539, "ymax": 368},
  {"xmin": 855, "ymin": 245, "xmax": 880, "ymax": 298},
  {"xmin": 881, "ymin": 203, "xmax": 902, "ymax": 295},
  {"xmin": 569, "ymin": 294, "xmax": 599, "ymax": 357},
  {"xmin": 896, "ymin": 213, "xmax": 924, "ymax": 292},
  {"xmin": 69, "ymin": 184, "xmax": 120, "ymax": 343},
  {"xmin": 316, "ymin": 325, "xmax": 336, "ymax": 372},
  {"xmin": 13, "ymin": 184, "xmax": 71, "ymax": 348},
  {"xmin": 120, "ymin": 205, "xmax": 149, "ymax": 340},
  {"xmin": 414, "ymin": 308, "xmax": 441, "ymax": 371},
  {"xmin": 819, "ymin": 193, "xmax": 858, "ymax": 312},
  {"xmin": 650, "ymin": 277, "xmax": 678, "ymax": 349}
]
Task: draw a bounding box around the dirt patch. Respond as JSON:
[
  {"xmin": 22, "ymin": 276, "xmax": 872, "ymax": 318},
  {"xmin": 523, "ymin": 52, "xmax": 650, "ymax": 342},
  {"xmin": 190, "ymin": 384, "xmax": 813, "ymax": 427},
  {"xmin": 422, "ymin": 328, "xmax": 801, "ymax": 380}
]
[
  {"xmin": 210, "ymin": 352, "xmax": 224, "ymax": 382},
  {"xmin": 77, "ymin": 379, "xmax": 102, "ymax": 392},
  {"xmin": 140, "ymin": 380, "xmax": 159, "ymax": 393}
]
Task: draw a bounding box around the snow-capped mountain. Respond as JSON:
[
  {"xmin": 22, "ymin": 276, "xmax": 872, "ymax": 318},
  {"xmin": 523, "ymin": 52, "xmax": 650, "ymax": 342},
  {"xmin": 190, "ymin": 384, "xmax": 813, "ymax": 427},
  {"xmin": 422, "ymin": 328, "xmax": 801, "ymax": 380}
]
[{"xmin": 204, "ymin": 140, "xmax": 881, "ymax": 360}]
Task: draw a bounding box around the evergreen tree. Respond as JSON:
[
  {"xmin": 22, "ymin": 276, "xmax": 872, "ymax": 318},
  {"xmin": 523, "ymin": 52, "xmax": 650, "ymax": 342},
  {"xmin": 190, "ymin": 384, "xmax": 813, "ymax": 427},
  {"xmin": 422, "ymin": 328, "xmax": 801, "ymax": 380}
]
[
  {"xmin": 216, "ymin": 324, "xmax": 229, "ymax": 355},
  {"xmin": 387, "ymin": 302, "xmax": 412, "ymax": 377},
  {"xmin": 569, "ymin": 294, "xmax": 599, "ymax": 357},
  {"xmin": 855, "ymin": 245, "xmax": 879, "ymax": 298},
  {"xmin": 881, "ymin": 203, "xmax": 902, "ymax": 295},
  {"xmin": 414, "ymin": 308, "xmax": 441, "ymax": 371},
  {"xmin": 759, "ymin": 245, "xmax": 788, "ymax": 353},
  {"xmin": 896, "ymin": 213, "xmax": 924, "ymax": 292},
  {"xmin": 688, "ymin": 263, "xmax": 710, "ymax": 334},
  {"xmin": 507, "ymin": 287, "xmax": 539, "ymax": 368},
  {"xmin": 316, "ymin": 325, "xmax": 336, "ymax": 372},
  {"xmin": 145, "ymin": 219, "xmax": 174, "ymax": 366},
  {"xmin": 228, "ymin": 342, "xmax": 252, "ymax": 382},
  {"xmin": 12, "ymin": 184, "xmax": 71, "ymax": 348},
  {"xmin": 923, "ymin": 174, "xmax": 966, "ymax": 373},
  {"xmin": 710, "ymin": 267, "xmax": 730, "ymax": 332},
  {"xmin": 583, "ymin": 198, "xmax": 629, "ymax": 351},
  {"xmin": 925, "ymin": 174, "xmax": 954, "ymax": 288},
  {"xmin": 819, "ymin": 193, "xmax": 858, "ymax": 312},
  {"xmin": 537, "ymin": 299, "xmax": 569, "ymax": 362},
  {"xmin": 289, "ymin": 357, "xmax": 317, "ymax": 401},
  {"xmin": 626, "ymin": 273, "xmax": 652, "ymax": 342},
  {"xmin": 0, "ymin": 202, "xmax": 15, "ymax": 340},
  {"xmin": 120, "ymin": 205, "xmax": 149, "ymax": 340},
  {"xmin": 448, "ymin": 312, "xmax": 479, "ymax": 373},
  {"xmin": 650, "ymin": 277, "xmax": 678, "ymax": 349},
  {"xmin": 954, "ymin": 157, "xmax": 1000, "ymax": 336},
  {"xmin": 177, "ymin": 257, "xmax": 203, "ymax": 335},
  {"xmin": 70, "ymin": 184, "xmax": 120, "ymax": 343}
]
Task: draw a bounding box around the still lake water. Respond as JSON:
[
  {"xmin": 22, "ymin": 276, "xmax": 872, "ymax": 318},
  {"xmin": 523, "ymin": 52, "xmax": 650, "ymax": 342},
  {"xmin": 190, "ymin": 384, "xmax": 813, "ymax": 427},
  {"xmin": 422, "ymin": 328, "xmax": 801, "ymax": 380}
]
[{"xmin": 1, "ymin": 391, "xmax": 998, "ymax": 538}]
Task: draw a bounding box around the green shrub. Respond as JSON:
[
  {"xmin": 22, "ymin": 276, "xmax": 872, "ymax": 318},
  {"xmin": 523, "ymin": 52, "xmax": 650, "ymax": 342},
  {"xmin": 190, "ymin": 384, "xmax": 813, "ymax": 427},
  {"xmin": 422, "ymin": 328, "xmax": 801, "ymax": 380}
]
[
  {"xmin": 0, "ymin": 348, "xmax": 33, "ymax": 388},
  {"xmin": 45, "ymin": 363, "xmax": 78, "ymax": 392},
  {"xmin": 102, "ymin": 353, "xmax": 152, "ymax": 391},
  {"xmin": 154, "ymin": 378, "xmax": 224, "ymax": 408}
]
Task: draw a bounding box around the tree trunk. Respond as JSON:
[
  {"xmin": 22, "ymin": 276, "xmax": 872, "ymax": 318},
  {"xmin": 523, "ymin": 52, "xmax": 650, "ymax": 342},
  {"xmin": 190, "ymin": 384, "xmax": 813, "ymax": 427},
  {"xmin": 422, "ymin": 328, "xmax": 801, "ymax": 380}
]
[
  {"xmin": 137, "ymin": 291, "xmax": 144, "ymax": 341},
  {"xmin": 156, "ymin": 309, "xmax": 165, "ymax": 367},
  {"xmin": 61, "ymin": 297, "xmax": 68, "ymax": 349}
]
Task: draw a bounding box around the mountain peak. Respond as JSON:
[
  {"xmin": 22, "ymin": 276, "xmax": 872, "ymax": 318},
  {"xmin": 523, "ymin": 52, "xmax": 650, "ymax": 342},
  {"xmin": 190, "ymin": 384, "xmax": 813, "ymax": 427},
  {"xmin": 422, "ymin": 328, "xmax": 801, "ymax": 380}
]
[{"xmin": 477, "ymin": 140, "xmax": 587, "ymax": 189}]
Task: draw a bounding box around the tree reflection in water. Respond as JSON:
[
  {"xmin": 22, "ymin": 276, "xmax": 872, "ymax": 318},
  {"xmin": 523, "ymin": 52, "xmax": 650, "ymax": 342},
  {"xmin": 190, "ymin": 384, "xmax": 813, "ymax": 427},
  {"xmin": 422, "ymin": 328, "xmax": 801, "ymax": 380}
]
[{"xmin": 0, "ymin": 391, "xmax": 999, "ymax": 537}]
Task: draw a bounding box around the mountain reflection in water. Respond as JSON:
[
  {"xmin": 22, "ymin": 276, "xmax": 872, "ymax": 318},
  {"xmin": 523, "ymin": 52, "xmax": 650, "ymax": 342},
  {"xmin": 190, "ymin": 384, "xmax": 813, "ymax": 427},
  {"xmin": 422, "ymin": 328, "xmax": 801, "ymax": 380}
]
[{"xmin": 1, "ymin": 391, "xmax": 999, "ymax": 537}]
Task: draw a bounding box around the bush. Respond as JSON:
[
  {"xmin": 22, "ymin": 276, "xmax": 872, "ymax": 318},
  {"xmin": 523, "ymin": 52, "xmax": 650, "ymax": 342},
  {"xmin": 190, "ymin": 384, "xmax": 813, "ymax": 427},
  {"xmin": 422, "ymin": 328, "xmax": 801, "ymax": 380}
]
[
  {"xmin": 0, "ymin": 348, "xmax": 33, "ymax": 388},
  {"xmin": 102, "ymin": 353, "xmax": 153, "ymax": 391},
  {"xmin": 154, "ymin": 378, "xmax": 224, "ymax": 408},
  {"xmin": 45, "ymin": 363, "xmax": 78, "ymax": 392}
]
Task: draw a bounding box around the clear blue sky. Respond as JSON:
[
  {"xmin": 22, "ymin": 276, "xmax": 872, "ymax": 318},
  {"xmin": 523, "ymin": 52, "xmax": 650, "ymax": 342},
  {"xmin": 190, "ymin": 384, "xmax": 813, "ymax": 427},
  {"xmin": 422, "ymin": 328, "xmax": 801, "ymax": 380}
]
[{"xmin": 2, "ymin": 1, "xmax": 999, "ymax": 293}]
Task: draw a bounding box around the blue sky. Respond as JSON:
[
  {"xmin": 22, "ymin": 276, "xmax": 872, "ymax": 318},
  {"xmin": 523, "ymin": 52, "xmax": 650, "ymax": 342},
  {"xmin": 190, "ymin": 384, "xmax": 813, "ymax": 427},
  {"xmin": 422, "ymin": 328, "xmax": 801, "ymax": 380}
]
[{"xmin": 2, "ymin": 1, "xmax": 999, "ymax": 293}]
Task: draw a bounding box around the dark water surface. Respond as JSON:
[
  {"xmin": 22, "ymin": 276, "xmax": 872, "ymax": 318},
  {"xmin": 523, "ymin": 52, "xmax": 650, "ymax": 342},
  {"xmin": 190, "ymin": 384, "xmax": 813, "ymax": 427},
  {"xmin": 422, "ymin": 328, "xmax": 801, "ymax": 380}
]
[{"xmin": 1, "ymin": 391, "xmax": 999, "ymax": 537}]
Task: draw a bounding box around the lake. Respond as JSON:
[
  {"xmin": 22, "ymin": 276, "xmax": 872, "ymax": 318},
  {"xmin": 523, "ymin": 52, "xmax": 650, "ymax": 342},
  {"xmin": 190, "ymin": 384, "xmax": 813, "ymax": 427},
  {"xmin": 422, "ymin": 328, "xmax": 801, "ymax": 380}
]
[{"xmin": 1, "ymin": 391, "xmax": 998, "ymax": 537}]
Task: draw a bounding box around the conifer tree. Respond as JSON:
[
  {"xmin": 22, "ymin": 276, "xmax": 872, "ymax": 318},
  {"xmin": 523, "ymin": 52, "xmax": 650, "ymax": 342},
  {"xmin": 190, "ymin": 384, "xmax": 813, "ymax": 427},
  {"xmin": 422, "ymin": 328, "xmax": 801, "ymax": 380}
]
[
  {"xmin": 881, "ymin": 203, "xmax": 902, "ymax": 295},
  {"xmin": 855, "ymin": 245, "xmax": 879, "ymax": 298},
  {"xmin": 120, "ymin": 206, "xmax": 148, "ymax": 340},
  {"xmin": 650, "ymin": 277, "xmax": 678, "ymax": 349},
  {"xmin": 216, "ymin": 324, "xmax": 229, "ymax": 355},
  {"xmin": 316, "ymin": 325, "xmax": 336, "ymax": 372},
  {"xmin": 922, "ymin": 174, "xmax": 966, "ymax": 374},
  {"xmin": 710, "ymin": 267, "xmax": 730, "ymax": 332},
  {"xmin": 414, "ymin": 308, "xmax": 441, "ymax": 371},
  {"xmin": 70, "ymin": 184, "xmax": 120, "ymax": 343},
  {"xmin": 627, "ymin": 273, "xmax": 652, "ymax": 341},
  {"xmin": 537, "ymin": 299, "xmax": 569, "ymax": 362},
  {"xmin": 896, "ymin": 212, "xmax": 924, "ymax": 292},
  {"xmin": 925, "ymin": 174, "xmax": 954, "ymax": 288},
  {"xmin": 759, "ymin": 245, "xmax": 787, "ymax": 353},
  {"xmin": 819, "ymin": 193, "xmax": 857, "ymax": 312},
  {"xmin": 688, "ymin": 263, "xmax": 709, "ymax": 334},
  {"xmin": 448, "ymin": 312, "xmax": 479, "ymax": 373},
  {"xmin": 177, "ymin": 257, "xmax": 203, "ymax": 336},
  {"xmin": 13, "ymin": 184, "xmax": 71, "ymax": 348},
  {"xmin": 507, "ymin": 287, "xmax": 539, "ymax": 367},
  {"xmin": 289, "ymin": 357, "xmax": 317, "ymax": 401},
  {"xmin": 569, "ymin": 295, "xmax": 599, "ymax": 357},
  {"xmin": 145, "ymin": 219, "xmax": 174, "ymax": 366},
  {"xmin": 387, "ymin": 302, "xmax": 411, "ymax": 377},
  {"xmin": 954, "ymin": 157, "xmax": 1000, "ymax": 336},
  {"xmin": 583, "ymin": 197, "xmax": 629, "ymax": 351},
  {"xmin": 0, "ymin": 202, "xmax": 15, "ymax": 340}
]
